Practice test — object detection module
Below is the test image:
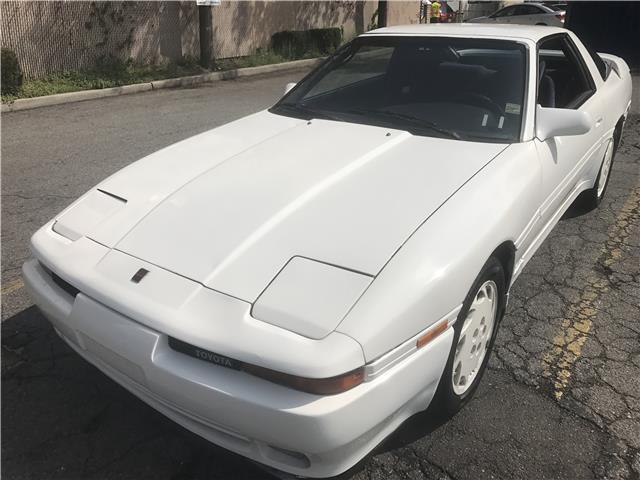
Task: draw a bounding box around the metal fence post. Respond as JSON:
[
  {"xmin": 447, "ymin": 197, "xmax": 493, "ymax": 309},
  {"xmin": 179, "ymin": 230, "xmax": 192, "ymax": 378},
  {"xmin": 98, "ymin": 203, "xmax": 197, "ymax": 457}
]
[
  {"xmin": 377, "ymin": 1, "xmax": 388, "ymax": 28},
  {"xmin": 198, "ymin": 5, "xmax": 213, "ymax": 68}
]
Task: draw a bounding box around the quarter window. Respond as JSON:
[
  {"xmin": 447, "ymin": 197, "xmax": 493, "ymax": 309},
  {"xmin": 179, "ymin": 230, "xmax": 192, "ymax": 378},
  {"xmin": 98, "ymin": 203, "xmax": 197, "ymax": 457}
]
[{"xmin": 537, "ymin": 35, "xmax": 595, "ymax": 109}]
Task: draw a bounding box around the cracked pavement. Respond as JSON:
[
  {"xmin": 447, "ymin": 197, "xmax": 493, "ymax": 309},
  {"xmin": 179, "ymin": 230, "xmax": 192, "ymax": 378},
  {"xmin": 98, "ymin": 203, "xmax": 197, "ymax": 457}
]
[{"xmin": 2, "ymin": 70, "xmax": 639, "ymax": 480}]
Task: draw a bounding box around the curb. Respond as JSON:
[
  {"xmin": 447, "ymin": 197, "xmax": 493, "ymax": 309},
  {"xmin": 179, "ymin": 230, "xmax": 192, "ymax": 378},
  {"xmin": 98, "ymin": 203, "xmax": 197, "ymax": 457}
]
[{"xmin": 1, "ymin": 57, "xmax": 321, "ymax": 113}]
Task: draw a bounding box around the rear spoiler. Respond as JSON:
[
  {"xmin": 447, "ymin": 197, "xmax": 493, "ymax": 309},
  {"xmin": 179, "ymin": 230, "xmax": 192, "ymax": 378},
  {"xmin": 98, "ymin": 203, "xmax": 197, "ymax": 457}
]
[{"xmin": 598, "ymin": 53, "xmax": 630, "ymax": 78}]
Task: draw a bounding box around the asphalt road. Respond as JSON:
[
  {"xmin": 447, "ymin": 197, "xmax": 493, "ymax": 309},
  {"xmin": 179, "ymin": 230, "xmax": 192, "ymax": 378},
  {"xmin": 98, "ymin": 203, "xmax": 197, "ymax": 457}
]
[{"xmin": 2, "ymin": 70, "xmax": 639, "ymax": 480}]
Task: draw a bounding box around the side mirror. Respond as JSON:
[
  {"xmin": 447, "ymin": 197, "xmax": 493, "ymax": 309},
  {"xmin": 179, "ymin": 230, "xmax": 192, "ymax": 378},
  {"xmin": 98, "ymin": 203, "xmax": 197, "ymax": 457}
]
[
  {"xmin": 284, "ymin": 82, "xmax": 296, "ymax": 96},
  {"xmin": 536, "ymin": 105, "xmax": 592, "ymax": 142}
]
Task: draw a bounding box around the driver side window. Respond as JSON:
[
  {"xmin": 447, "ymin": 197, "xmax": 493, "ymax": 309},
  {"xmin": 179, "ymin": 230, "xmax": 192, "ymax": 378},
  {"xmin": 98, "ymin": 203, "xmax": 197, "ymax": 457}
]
[
  {"xmin": 516, "ymin": 5, "xmax": 542, "ymax": 15},
  {"xmin": 537, "ymin": 35, "xmax": 596, "ymax": 109}
]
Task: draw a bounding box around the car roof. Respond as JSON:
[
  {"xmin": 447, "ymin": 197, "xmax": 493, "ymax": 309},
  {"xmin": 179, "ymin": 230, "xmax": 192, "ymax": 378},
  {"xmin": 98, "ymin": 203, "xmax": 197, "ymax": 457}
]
[
  {"xmin": 364, "ymin": 23, "xmax": 566, "ymax": 42},
  {"xmin": 518, "ymin": 2, "xmax": 555, "ymax": 11}
]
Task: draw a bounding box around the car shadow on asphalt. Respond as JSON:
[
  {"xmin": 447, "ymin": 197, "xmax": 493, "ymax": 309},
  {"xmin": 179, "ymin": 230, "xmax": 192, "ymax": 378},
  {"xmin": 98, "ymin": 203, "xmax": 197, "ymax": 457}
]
[
  {"xmin": 1, "ymin": 305, "xmax": 272, "ymax": 480},
  {"xmin": 561, "ymin": 193, "xmax": 596, "ymax": 220},
  {"xmin": 325, "ymin": 401, "xmax": 454, "ymax": 480}
]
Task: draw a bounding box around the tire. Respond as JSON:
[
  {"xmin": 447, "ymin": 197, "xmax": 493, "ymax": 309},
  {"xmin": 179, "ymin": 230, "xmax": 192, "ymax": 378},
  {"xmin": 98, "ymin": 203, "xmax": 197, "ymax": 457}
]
[
  {"xmin": 582, "ymin": 135, "xmax": 616, "ymax": 210},
  {"xmin": 432, "ymin": 256, "xmax": 506, "ymax": 416}
]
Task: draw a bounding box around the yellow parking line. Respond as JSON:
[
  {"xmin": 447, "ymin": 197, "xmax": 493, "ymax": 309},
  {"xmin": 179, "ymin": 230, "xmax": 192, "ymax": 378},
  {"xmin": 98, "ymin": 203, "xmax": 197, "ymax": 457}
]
[
  {"xmin": 1, "ymin": 278, "xmax": 24, "ymax": 295},
  {"xmin": 542, "ymin": 185, "xmax": 640, "ymax": 399}
]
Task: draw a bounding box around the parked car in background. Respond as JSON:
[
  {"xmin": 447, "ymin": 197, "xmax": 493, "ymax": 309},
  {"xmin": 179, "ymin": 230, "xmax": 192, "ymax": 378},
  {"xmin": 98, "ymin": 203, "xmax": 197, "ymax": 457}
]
[
  {"xmin": 469, "ymin": 2, "xmax": 565, "ymax": 26},
  {"xmin": 550, "ymin": 3, "xmax": 568, "ymax": 12},
  {"xmin": 24, "ymin": 24, "xmax": 631, "ymax": 479}
]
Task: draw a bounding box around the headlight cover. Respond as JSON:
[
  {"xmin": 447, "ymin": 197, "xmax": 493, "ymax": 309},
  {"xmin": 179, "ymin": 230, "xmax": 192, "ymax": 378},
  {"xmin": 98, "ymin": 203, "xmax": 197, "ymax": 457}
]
[
  {"xmin": 52, "ymin": 189, "xmax": 126, "ymax": 241},
  {"xmin": 252, "ymin": 256, "xmax": 372, "ymax": 340}
]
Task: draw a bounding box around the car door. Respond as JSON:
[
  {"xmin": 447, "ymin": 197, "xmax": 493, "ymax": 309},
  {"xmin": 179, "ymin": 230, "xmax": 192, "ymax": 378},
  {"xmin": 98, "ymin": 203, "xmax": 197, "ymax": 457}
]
[
  {"xmin": 510, "ymin": 5, "xmax": 537, "ymax": 25},
  {"xmin": 534, "ymin": 34, "xmax": 606, "ymax": 225}
]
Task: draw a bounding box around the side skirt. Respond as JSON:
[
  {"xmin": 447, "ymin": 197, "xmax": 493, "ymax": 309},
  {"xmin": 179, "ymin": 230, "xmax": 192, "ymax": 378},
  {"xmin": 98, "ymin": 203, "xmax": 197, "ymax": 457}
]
[{"xmin": 510, "ymin": 178, "xmax": 593, "ymax": 286}]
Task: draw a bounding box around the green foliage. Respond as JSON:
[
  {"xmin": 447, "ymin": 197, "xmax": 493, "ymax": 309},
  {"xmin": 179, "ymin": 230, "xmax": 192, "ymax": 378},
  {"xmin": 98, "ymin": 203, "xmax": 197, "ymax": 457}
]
[
  {"xmin": 214, "ymin": 47, "xmax": 320, "ymax": 71},
  {"xmin": 1, "ymin": 48, "xmax": 23, "ymax": 95},
  {"xmin": 271, "ymin": 27, "xmax": 342, "ymax": 59},
  {"xmin": 176, "ymin": 55, "xmax": 200, "ymax": 69},
  {"xmin": 215, "ymin": 49, "xmax": 286, "ymax": 70},
  {"xmin": 0, "ymin": 59, "xmax": 205, "ymax": 102},
  {"xmin": 95, "ymin": 54, "xmax": 132, "ymax": 79}
]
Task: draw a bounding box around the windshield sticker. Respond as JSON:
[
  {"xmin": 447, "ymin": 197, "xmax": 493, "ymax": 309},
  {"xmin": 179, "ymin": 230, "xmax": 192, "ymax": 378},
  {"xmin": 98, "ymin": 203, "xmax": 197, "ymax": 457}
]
[{"xmin": 505, "ymin": 103, "xmax": 521, "ymax": 115}]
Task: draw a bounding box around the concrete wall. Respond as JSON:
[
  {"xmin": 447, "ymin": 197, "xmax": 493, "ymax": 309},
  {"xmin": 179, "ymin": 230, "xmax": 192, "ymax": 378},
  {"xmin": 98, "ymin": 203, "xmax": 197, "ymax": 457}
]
[
  {"xmin": 208, "ymin": 1, "xmax": 377, "ymax": 59},
  {"xmin": 387, "ymin": 1, "xmax": 421, "ymax": 25},
  {"xmin": 1, "ymin": 0, "xmax": 420, "ymax": 79}
]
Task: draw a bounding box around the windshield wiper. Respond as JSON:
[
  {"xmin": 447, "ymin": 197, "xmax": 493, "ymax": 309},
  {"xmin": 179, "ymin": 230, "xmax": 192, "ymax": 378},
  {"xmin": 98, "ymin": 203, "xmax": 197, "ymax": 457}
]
[
  {"xmin": 347, "ymin": 108, "xmax": 461, "ymax": 140},
  {"xmin": 273, "ymin": 103, "xmax": 340, "ymax": 122},
  {"xmin": 460, "ymin": 133, "xmax": 509, "ymax": 143}
]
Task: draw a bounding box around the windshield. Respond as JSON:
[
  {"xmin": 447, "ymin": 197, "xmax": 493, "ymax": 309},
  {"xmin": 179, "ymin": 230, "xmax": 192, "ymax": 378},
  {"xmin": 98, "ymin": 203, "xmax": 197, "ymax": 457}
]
[{"xmin": 271, "ymin": 36, "xmax": 527, "ymax": 143}]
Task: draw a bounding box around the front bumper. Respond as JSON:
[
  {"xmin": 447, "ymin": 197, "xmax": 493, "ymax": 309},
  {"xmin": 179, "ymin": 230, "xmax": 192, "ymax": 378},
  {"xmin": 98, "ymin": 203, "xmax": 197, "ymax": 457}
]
[{"xmin": 23, "ymin": 258, "xmax": 452, "ymax": 477}]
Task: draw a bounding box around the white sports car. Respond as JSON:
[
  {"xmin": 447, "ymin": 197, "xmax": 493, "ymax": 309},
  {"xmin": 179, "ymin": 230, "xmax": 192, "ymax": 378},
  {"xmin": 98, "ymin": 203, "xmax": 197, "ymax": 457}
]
[{"xmin": 23, "ymin": 24, "xmax": 631, "ymax": 478}]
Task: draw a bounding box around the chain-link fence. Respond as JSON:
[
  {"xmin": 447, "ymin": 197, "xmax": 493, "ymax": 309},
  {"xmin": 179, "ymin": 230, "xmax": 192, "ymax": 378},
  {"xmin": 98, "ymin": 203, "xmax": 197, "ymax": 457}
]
[
  {"xmin": 1, "ymin": 1, "xmax": 421, "ymax": 80},
  {"xmin": 1, "ymin": 1, "xmax": 199, "ymax": 79}
]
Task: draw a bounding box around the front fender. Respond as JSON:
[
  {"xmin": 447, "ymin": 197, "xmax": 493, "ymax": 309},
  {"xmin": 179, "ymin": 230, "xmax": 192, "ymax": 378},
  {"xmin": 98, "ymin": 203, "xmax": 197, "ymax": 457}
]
[{"xmin": 336, "ymin": 142, "xmax": 542, "ymax": 361}]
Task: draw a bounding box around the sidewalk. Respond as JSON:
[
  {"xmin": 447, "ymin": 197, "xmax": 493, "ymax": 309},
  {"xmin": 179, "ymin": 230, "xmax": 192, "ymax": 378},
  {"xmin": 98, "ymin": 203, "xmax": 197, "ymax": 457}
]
[{"xmin": 1, "ymin": 57, "xmax": 321, "ymax": 113}]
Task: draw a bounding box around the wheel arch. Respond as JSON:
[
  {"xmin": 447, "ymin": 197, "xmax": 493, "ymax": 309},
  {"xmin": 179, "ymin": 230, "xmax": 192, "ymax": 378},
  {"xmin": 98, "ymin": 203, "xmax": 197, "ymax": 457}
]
[
  {"xmin": 490, "ymin": 241, "xmax": 516, "ymax": 289},
  {"xmin": 613, "ymin": 115, "xmax": 625, "ymax": 151}
]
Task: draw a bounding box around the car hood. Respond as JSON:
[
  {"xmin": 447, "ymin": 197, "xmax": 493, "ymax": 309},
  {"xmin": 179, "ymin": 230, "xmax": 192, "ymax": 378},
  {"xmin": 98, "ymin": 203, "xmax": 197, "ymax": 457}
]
[{"xmin": 82, "ymin": 111, "xmax": 507, "ymax": 302}]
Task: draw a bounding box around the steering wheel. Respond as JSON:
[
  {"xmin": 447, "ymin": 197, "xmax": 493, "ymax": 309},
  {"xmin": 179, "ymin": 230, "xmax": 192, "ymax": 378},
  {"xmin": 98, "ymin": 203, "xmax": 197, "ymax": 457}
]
[{"xmin": 452, "ymin": 92, "xmax": 504, "ymax": 118}]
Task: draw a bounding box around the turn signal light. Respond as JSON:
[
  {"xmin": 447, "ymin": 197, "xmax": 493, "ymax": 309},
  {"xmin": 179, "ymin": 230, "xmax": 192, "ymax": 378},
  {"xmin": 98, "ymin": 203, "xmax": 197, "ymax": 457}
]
[
  {"xmin": 416, "ymin": 320, "xmax": 448, "ymax": 349},
  {"xmin": 243, "ymin": 363, "xmax": 365, "ymax": 395}
]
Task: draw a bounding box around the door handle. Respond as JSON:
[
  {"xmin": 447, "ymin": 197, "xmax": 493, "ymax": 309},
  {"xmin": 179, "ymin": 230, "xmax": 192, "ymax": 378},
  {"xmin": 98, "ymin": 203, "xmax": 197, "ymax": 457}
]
[{"xmin": 595, "ymin": 118, "xmax": 603, "ymax": 128}]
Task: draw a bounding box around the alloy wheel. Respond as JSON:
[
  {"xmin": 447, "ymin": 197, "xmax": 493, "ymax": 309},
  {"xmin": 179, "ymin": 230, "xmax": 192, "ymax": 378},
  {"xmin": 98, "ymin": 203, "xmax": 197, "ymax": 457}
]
[
  {"xmin": 597, "ymin": 139, "xmax": 614, "ymax": 199},
  {"xmin": 452, "ymin": 280, "xmax": 498, "ymax": 395}
]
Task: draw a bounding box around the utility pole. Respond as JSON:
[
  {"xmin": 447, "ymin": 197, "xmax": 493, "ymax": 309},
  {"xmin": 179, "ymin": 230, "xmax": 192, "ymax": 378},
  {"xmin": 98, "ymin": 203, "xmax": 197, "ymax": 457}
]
[
  {"xmin": 377, "ymin": 0, "xmax": 388, "ymax": 28},
  {"xmin": 198, "ymin": 5, "xmax": 213, "ymax": 68}
]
